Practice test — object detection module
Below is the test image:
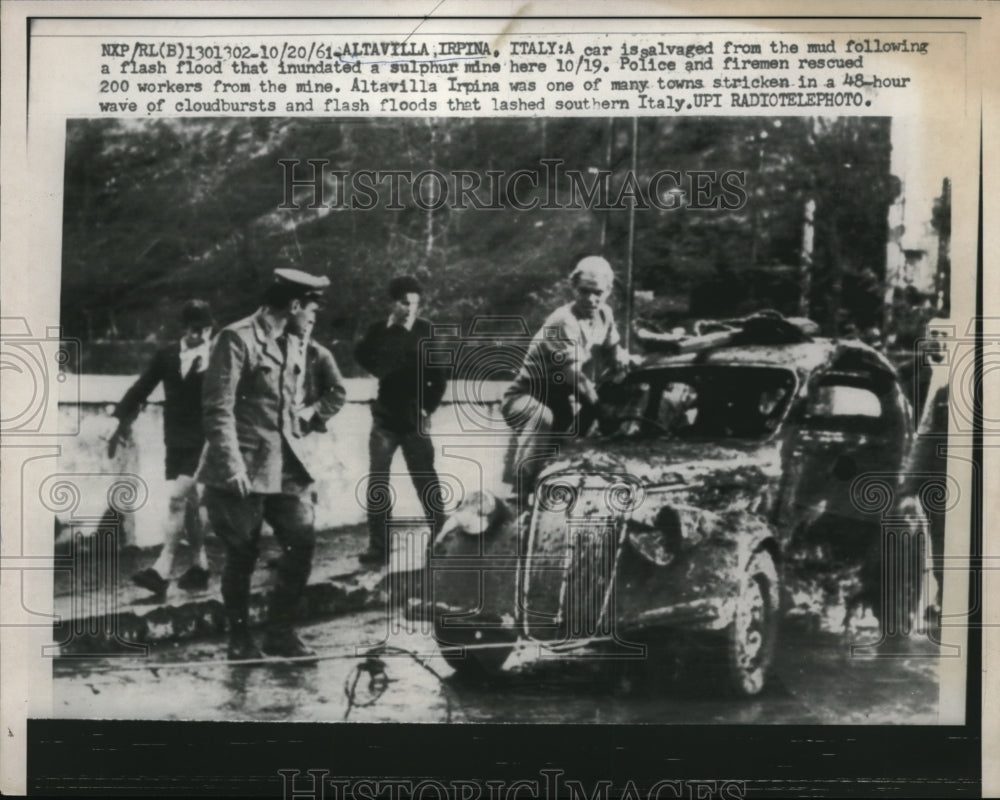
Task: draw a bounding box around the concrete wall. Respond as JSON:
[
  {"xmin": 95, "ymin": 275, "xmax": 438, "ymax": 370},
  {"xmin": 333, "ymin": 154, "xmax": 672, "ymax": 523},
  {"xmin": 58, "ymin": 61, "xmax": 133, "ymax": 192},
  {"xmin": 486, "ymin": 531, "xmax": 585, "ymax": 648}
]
[{"xmin": 59, "ymin": 376, "xmax": 512, "ymax": 548}]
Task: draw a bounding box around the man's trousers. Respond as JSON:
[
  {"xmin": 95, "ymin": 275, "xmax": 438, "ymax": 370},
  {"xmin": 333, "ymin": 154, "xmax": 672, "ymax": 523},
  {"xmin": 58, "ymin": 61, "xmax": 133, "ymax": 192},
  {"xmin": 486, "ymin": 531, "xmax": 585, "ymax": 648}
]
[
  {"xmin": 204, "ymin": 486, "xmax": 315, "ymax": 634},
  {"xmin": 365, "ymin": 421, "xmax": 444, "ymax": 556}
]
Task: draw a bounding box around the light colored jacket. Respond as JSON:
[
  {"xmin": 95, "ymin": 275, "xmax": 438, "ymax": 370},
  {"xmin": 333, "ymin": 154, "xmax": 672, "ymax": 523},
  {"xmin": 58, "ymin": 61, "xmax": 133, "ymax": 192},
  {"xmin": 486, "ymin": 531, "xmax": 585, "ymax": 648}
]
[{"xmin": 196, "ymin": 310, "xmax": 343, "ymax": 493}]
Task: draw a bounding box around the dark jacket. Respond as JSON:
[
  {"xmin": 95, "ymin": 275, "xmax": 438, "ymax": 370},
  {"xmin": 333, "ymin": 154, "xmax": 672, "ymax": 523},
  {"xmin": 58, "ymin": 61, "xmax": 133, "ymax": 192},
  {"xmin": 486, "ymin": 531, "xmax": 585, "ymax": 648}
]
[
  {"xmin": 354, "ymin": 317, "xmax": 447, "ymax": 432},
  {"xmin": 113, "ymin": 343, "xmax": 205, "ymax": 450}
]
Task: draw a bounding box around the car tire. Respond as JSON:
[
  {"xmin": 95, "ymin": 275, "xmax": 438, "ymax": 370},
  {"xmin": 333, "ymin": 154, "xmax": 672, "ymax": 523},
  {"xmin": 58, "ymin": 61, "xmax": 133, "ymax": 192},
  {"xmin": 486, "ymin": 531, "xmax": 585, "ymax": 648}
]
[
  {"xmin": 433, "ymin": 615, "xmax": 514, "ymax": 680},
  {"xmin": 724, "ymin": 549, "xmax": 780, "ymax": 697}
]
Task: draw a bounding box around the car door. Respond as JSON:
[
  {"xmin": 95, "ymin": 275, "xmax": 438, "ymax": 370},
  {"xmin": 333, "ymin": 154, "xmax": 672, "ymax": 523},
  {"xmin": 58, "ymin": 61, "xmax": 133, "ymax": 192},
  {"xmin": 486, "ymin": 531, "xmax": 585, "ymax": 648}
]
[{"xmin": 778, "ymin": 360, "xmax": 909, "ymax": 546}]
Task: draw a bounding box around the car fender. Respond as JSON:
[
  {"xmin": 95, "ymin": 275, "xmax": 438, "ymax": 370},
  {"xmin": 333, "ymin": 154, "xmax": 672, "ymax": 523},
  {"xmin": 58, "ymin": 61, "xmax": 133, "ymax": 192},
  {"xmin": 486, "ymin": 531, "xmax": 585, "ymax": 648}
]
[{"xmin": 617, "ymin": 508, "xmax": 779, "ymax": 633}]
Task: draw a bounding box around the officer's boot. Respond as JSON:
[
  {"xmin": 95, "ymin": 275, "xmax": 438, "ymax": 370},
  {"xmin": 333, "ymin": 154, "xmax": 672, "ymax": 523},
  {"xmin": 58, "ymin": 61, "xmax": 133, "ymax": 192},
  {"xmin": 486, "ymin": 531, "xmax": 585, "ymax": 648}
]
[
  {"xmin": 262, "ymin": 538, "xmax": 315, "ymax": 659},
  {"xmin": 222, "ymin": 553, "xmax": 261, "ymax": 661}
]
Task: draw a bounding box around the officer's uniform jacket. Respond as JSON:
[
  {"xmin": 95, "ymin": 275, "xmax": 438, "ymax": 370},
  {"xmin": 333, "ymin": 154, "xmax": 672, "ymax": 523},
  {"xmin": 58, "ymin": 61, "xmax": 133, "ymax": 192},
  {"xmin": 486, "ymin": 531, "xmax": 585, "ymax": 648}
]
[
  {"xmin": 196, "ymin": 309, "xmax": 343, "ymax": 493},
  {"xmin": 298, "ymin": 338, "xmax": 347, "ymax": 434}
]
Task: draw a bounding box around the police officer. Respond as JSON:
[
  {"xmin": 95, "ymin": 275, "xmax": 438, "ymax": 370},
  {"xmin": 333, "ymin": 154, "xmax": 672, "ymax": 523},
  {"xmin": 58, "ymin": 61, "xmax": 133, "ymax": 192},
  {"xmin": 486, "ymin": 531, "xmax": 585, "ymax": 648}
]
[{"xmin": 197, "ymin": 268, "xmax": 342, "ymax": 661}]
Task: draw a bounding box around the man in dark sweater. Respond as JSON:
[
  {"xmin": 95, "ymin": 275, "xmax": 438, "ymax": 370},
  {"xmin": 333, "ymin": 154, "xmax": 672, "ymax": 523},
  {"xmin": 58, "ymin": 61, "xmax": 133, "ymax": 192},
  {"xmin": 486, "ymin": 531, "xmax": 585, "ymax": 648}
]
[
  {"xmin": 355, "ymin": 276, "xmax": 448, "ymax": 568},
  {"xmin": 108, "ymin": 300, "xmax": 214, "ymax": 596}
]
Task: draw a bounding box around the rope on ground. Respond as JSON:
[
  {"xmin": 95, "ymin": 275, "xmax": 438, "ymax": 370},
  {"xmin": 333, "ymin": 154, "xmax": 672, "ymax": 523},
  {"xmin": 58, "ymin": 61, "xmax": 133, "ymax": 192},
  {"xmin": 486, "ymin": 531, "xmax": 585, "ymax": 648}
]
[
  {"xmin": 58, "ymin": 635, "xmax": 630, "ymax": 720},
  {"xmin": 342, "ymin": 644, "xmax": 454, "ymax": 723},
  {"xmin": 55, "ymin": 638, "xmax": 525, "ymax": 675},
  {"xmin": 56, "ymin": 638, "xmax": 548, "ymax": 724},
  {"xmin": 56, "ymin": 647, "xmax": 367, "ymax": 673},
  {"xmin": 342, "ymin": 654, "xmax": 393, "ymax": 717}
]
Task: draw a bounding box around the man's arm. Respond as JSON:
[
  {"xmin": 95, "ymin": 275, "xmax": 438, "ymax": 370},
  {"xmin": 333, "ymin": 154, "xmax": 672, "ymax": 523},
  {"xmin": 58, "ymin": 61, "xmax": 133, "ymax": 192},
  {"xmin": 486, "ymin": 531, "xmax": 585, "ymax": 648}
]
[
  {"xmin": 601, "ymin": 307, "xmax": 635, "ymax": 380},
  {"xmin": 416, "ymin": 320, "xmax": 447, "ymax": 415},
  {"xmin": 108, "ymin": 348, "xmax": 167, "ymax": 456},
  {"xmin": 201, "ymin": 329, "xmax": 249, "ymax": 487},
  {"xmin": 113, "ymin": 347, "xmax": 167, "ymax": 426},
  {"xmin": 302, "ymin": 345, "xmax": 347, "ymax": 431},
  {"xmin": 422, "ymin": 373, "xmax": 448, "ymax": 416}
]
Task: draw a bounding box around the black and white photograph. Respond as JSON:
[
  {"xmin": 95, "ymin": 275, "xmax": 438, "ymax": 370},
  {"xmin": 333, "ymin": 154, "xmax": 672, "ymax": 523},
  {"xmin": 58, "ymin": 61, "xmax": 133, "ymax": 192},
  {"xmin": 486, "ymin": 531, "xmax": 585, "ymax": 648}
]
[
  {"xmin": 0, "ymin": 4, "xmax": 993, "ymax": 797},
  {"xmin": 49, "ymin": 113, "xmax": 961, "ymax": 725}
]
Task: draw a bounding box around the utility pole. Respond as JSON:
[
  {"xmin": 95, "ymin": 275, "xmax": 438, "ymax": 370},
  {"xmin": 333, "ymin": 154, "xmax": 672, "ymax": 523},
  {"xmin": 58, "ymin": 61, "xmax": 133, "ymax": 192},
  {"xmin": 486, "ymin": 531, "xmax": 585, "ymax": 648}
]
[
  {"xmin": 935, "ymin": 177, "xmax": 951, "ymax": 313},
  {"xmin": 600, "ymin": 117, "xmax": 614, "ymax": 249},
  {"xmin": 624, "ymin": 116, "xmax": 638, "ymax": 352},
  {"xmin": 798, "ymin": 199, "xmax": 816, "ymax": 318}
]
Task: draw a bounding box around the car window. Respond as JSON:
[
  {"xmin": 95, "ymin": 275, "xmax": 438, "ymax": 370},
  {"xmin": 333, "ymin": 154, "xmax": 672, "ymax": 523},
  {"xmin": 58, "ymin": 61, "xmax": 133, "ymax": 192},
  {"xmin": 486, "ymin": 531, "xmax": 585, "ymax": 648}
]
[
  {"xmin": 610, "ymin": 366, "xmax": 796, "ymax": 440},
  {"xmin": 799, "ymin": 378, "xmax": 889, "ymax": 435},
  {"xmin": 804, "ymin": 385, "xmax": 882, "ymax": 418},
  {"xmin": 655, "ymin": 381, "xmax": 698, "ymax": 432}
]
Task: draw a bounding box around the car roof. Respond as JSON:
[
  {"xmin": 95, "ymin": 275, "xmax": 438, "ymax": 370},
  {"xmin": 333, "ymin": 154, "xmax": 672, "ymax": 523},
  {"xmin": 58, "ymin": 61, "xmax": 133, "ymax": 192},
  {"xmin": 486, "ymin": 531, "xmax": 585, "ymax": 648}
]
[{"xmin": 637, "ymin": 338, "xmax": 898, "ymax": 381}]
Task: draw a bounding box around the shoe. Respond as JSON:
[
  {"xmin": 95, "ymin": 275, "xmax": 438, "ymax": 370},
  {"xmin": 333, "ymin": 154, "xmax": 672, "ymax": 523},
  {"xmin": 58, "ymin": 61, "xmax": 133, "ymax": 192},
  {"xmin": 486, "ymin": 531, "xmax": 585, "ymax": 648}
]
[
  {"xmin": 227, "ymin": 632, "xmax": 263, "ymax": 662},
  {"xmin": 176, "ymin": 565, "xmax": 210, "ymax": 592},
  {"xmin": 262, "ymin": 630, "xmax": 316, "ymax": 659},
  {"xmin": 132, "ymin": 567, "xmax": 168, "ymax": 595},
  {"xmin": 358, "ymin": 548, "xmax": 387, "ymax": 569}
]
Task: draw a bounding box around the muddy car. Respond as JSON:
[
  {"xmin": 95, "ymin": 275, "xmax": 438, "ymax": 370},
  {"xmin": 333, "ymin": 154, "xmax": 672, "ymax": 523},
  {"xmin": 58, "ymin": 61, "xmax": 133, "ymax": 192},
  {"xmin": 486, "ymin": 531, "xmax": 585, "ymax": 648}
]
[{"xmin": 427, "ymin": 318, "xmax": 917, "ymax": 696}]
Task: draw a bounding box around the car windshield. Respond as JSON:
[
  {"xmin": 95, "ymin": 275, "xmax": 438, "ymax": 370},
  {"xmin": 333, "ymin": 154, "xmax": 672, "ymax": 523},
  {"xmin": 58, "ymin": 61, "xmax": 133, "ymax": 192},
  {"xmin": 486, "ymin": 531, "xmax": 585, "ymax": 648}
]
[{"xmin": 606, "ymin": 365, "xmax": 797, "ymax": 440}]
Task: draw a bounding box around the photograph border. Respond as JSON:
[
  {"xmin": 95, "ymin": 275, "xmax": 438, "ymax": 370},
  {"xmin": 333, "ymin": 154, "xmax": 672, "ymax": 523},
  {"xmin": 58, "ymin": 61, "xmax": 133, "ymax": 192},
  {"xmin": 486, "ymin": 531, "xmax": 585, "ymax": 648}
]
[{"xmin": 2, "ymin": 2, "xmax": 995, "ymax": 796}]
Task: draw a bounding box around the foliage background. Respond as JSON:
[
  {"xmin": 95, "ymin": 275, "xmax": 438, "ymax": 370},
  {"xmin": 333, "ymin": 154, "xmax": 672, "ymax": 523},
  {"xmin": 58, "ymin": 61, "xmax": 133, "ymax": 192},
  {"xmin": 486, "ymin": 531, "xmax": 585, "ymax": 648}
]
[{"xmin": 61, "ymin": 116, "xmax": 935, "ymax": 375}]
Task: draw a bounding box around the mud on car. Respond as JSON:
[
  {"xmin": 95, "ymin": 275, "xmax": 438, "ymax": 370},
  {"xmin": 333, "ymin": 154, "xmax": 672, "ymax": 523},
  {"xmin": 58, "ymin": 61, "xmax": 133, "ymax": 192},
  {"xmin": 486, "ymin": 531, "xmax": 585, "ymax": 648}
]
[{"xmin": 425, "ymin": 316, "xmax": 920, "ymax": 696}]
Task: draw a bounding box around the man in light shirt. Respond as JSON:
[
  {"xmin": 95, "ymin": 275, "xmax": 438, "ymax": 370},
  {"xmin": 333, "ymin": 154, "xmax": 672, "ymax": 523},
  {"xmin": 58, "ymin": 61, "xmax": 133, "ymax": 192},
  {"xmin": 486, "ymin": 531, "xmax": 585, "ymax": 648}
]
[{"xmin": 501, "ymin": 256, "xmax": 632, "ymax": 491}]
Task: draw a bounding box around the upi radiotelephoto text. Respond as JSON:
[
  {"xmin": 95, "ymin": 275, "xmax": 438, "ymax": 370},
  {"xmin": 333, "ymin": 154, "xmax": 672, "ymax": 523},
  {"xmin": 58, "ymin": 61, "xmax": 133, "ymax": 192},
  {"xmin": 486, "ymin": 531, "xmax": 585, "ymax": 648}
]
[{"xmin": 92, "ymin": 35, "xmax": 932, "ymax": 115}]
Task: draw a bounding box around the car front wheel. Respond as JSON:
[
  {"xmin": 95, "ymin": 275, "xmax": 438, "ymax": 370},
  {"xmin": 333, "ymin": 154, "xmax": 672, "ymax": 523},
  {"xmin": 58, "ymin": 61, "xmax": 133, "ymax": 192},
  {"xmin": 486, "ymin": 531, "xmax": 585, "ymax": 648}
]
[{"xmin": 725, "ymin": 549, "xmax": 780, "ymax": 697}]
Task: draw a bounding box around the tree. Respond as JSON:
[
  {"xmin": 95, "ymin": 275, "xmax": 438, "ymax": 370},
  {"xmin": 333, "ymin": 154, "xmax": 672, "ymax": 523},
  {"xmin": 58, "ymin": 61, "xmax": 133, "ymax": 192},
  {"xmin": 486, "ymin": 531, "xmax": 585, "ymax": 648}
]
[{"xmin": 61, "ymin": 116, "xmax": 899, "ymax": 370}]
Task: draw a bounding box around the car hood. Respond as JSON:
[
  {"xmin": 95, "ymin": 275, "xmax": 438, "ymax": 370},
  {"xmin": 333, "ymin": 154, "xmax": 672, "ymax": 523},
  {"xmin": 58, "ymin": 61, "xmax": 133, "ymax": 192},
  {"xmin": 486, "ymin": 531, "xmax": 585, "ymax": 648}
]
[{"xmin": 537, "ymin": 436, "xmax": 783, "ymax": 494}]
